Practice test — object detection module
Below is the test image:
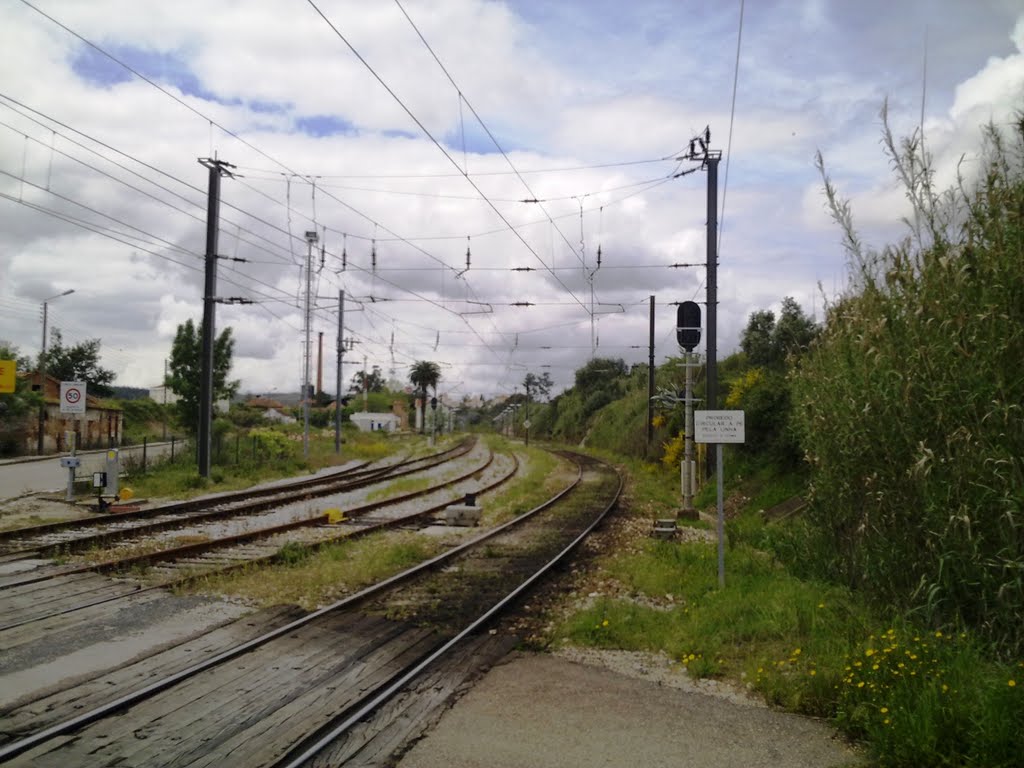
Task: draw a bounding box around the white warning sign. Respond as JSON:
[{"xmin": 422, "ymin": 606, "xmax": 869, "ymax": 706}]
[
  {"xmin": 694, "ymin": 410, "xmax": 745, "ymax": 444},
  {"xmin": 60, "ymin": 381, "xmax": 87, "ymax": 414}
]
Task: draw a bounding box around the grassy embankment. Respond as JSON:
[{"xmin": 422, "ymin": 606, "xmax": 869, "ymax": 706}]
[
  {"xmin": 553, "ymin": 115, "xmax": 1024, "ymax": 767},
  {"xmin": 552, "ymin": 454, "xmax": 1022, "ymax": 767}
]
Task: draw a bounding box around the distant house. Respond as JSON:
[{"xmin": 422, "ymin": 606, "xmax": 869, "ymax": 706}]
[
  {"xmin": 263, "ymin": 408, "xmax": 296, "ymax": 424},
  {"xmin": 349, "ymin": 412, "xmax": 400, "ymax": 433},
  {"xmin": 245, "ymin": 397, "xmax": 295, "ymax": 424},
  {"xmin": 24, "ymin": 372, "xmax": 123, "ymax": 452}
]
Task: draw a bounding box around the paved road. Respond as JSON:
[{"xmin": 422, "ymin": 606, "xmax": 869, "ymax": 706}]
[{"xmin": 0, "ymin": 441, "xmax": 184, "ymax": 501}]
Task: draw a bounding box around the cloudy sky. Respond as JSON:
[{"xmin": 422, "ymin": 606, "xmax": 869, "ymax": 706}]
[{"xmin": 1, "ymin": 0, "xmax": 1022, "ymax": 402}]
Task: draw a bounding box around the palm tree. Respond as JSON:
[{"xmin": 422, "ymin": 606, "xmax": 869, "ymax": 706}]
[{"xmin": 409, "ymin": 360, "xmax": 441, "ymax": 434}]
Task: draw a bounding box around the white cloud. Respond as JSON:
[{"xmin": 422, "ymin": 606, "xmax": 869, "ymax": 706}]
[{"xmin": 0, "ymin": 1, "xmax": 1020, "ymax": 398}]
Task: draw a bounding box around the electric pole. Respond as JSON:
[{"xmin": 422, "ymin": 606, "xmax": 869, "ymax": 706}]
[
  {"xmin": 677, "ymin": 131, "xmax": 721, "ymax": 475},
  {"xmin": 647, "ymin": 295, "xmax": 655, "ymax": 454},
  {"xmin": 302, "ymin": 230, "xmax": 318, "ymax": 459},
  {"xmin": 334, "ymin": 290, "xmax": 344, "ymax": 454},
  {"xmin": 197, "ymin": 158, "xmax": 233, "ymax": 478}
]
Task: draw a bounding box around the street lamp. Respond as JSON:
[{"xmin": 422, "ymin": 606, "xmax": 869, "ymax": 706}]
[{"xmin": 37, "ymin": 289, "xmax": 75, "ymax": 454}]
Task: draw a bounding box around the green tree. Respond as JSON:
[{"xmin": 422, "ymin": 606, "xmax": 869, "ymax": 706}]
[
  {"xmin": 739, "ymin": 298, "xmax": 818, "ymax": 368},
  {"xmin": 166, "ymin": 320, "xmax": 239, "ymax": 435},
  {"xmin": 0, "ymin": 344, "xmax": 41, "ymax": 455},
  {"xmin": 740, "ymin": 309, "xmax": 778, "ymax": 367},
  {"xmin": 409, "ymin": 360, "xmax": 441, "ymax": 434},
  {"xmin": 409, "ymin": 360, "xmax": 441, "ymax": 396},
  {"xmin": 349, "ymin": 365, "xmax": 385, "ymax": 395},
  {"xmin": 523, "ymin": 371, "xmax": 553, "ymax": 402},
  {"xmin": 45, "ymin": 330, "xmax": 116, "ymax": 397},
  {"xmin": 773, "ymin": 297, "xmax": 818, "ymax": 359}
]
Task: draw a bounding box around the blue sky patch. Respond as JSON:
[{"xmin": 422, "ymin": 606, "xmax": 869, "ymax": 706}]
[
  {"xmin": 381, "ymin": 128, "xmax": 419, "ymax": 141},
  {"xmin": 442, "ymin": 122, "xmax": 523, "ymax": 156},
  {"xmin": 70, "ymin": 46, "xmax": 133, "ymax": 87},
  {"xmin": 249, "ymin": 99, "xmax": 291, "ymax": 115},
  {"xmin": 295, "ymin": 115, "xmax": 356, "ymax": 137},
  {"xmin": 70, "ymin": 43, "xmax": 233, "ymax": 104}
]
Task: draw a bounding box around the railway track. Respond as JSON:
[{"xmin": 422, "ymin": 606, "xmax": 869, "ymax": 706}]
[
  {"xmin": 0, "ymin": 441, "xmax": 514, "ymax": 630},
  {"xmin": 0, "ymin": 439, "xmax": 474, "ymax": 563},
  {"xmin": 0, "ymin": 451, "xmax": 621, "ymax": 767}
]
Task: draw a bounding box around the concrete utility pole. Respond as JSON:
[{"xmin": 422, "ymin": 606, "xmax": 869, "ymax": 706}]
[
  {"xmin": 317, "ymin": 331, "xmax": 324, "ymax": 396},
  {"xmin": 362, "ymin": 355, "xmax": 368, "ymax": 412},
  {"xmin": 334, "ymin": 290, "xmax": 344, "ymax": 454},
  {"xmin": 646, "ymin": 295, "xmax": 655, "ymax": 454},
  {"xmin": 197, "ymin": 157, "xmax": 233, "ymax": 478},
  {"xmin": 706, "ymin": 153, "xmax": 719, "ymax": 422},
  {"xmin": 677, "ymin": 133, "xmax": 721, "ymax": 475},
  {"xmin": 162, "ymin": 358, "xmax": 168, "ymax": 440},
  {"xmin": 302, "ymin": 230, "xmax": 318, "ymax": 459},
  {"xmin": 37, "ymin": 289, "xmax": 75, "ymax": 454}
]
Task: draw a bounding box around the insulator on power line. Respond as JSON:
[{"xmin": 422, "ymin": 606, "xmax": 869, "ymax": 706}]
[
  {"xmin": 371, "ymin": 238, "xmax": 377, "ymax": 272},
  {"xmin": 597, "ymin": 244, "xmax": 602, "ymax": 268}
]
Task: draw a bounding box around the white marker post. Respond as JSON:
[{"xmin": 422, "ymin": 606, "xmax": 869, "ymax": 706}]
[
  {"xmin": 59, "ymin": 381, "xmax": 87, "ymax": 501},
  {"xmin": 694, "ymin": 410, "xmax": 745, "ymax": 588}
]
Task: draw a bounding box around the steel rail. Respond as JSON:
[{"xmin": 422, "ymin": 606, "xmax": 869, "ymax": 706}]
[
  {"xmin": 276, "ymin": 452, "xmax": 623, "ymax": 768},
  {"xmin": 0, "ymin": 439, "xmax": 469, "ymax": 547},
  {"xmin": 0, "ymin": 440, "xmax": 476, "ymax": 586},
  {"xmin": 0, "ymin": 452, "xmax": 590, "ymax": 763},
  {"xmin": 0, "ymin": 451, "xmax": 517, "ymax": 631}
]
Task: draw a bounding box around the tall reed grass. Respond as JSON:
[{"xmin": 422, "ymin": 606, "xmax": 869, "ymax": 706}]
[{"xmin": 790, "ymin": 112, "xmax": 1024, "ymax": 655}]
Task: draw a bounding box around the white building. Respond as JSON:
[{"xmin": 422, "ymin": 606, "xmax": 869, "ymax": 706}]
[{"xmin": 349, "ymin": 412, "xmax": 400, "ymax": 433}]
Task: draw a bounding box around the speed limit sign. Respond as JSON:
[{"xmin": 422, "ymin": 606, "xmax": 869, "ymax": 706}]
[{"xmin": 60, "ymin": 381, "xmax": 87, "ymax": 414}]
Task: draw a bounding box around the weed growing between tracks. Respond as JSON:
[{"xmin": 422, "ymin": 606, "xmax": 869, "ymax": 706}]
[
  {"xmin": 177, "ymin": 440, "xmax": 570, "ymax": 610},
  {"xmin": 75, "ymin": 534, "xmax": 212, "ymax": 565},
  {"xmin": 479, "ymin": 439, "xmax": 573, "ymax": 525},
  {"xmin": 182, "ymin": 532, "xmax": 447, "ymax": 610},
  {"xmin": 364, "ymin": 476, "xmax": 432, "ymax": 502},
  {"xmin": 552, "ymin": 463, "xmax": 1024, "ymax": 766}
]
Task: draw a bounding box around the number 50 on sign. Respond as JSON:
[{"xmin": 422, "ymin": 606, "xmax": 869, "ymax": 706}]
[{"xmin": 60, "ymin": 381, "xmax": 87, "ymax": 414}]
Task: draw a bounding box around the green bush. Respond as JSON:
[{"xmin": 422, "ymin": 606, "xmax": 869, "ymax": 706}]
[
  {"xmin": 249, "ymin": 427, "xmax": 293, "ymax": 458},
  {"xmin": 791, "ymin": 116, "xmax": 1024, "ymax": 654}
]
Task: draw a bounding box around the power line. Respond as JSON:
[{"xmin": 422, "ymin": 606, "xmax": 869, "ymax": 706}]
[
  {"xmin": 306, "ymin": 0, "xmax": 592, "ymax": 317},
  {"xmin": 232, "ymin": 155, "xmax": 678, "ymax": 179}
]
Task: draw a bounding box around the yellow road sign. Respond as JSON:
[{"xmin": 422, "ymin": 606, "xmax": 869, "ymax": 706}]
[{"xmin": 0, "ymin": 360, "xmax": 15, "ymax": 394}]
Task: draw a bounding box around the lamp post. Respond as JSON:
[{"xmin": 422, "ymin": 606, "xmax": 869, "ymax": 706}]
[{"xmin": 37, "ymin": 289, "xmax": 75, "ymax": 454}]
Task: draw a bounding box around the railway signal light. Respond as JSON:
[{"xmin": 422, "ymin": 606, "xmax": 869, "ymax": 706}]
[{"xmin": 677, "ymin": 301, "xmax": 701, "ymax": 352}]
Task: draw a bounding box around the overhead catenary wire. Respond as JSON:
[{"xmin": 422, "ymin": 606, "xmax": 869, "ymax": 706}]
[
  {"xmin": 8, "ymin": 9, "xmax": 514, "ymax": 367},
  {"xmin": 306, "ymin": 0, "xmax": 592, "ymax": 317},
  {"xmin": 10, "ymin": 1, "xmax": 702, "ymax": 390}
]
